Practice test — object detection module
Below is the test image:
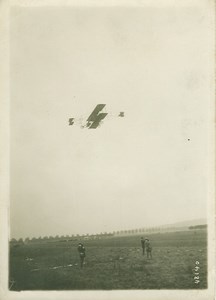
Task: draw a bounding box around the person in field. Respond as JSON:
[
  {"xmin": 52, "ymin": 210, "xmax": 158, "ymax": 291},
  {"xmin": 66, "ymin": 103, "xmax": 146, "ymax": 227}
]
[
  {"xmin": 77, "ymin": 243, "xmax": 86, "ymax": 268},
  {"xmin": 145, "ymin": 238, "xmax": 152, "ymax": 259},
  {"xmin": 141, "ymin": 237, "xmax": 145, "ymax": 255}
]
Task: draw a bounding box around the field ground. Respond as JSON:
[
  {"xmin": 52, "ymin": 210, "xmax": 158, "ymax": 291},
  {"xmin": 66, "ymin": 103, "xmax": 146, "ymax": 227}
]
[{"xmin": 9, "ymin": 230, "xmax": 207, "ymax": 290}]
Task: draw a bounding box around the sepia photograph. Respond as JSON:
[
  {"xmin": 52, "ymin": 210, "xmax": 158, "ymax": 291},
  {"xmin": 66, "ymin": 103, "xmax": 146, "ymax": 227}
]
[{"xmin": 0, "ymin": 0, "xmax": 215, "ymax": 299}]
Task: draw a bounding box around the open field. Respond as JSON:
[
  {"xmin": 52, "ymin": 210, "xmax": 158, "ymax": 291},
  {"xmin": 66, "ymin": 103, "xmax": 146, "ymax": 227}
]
[{"xmin": 9, "ymin": 230, "xmax": 207, "ymax": 290}]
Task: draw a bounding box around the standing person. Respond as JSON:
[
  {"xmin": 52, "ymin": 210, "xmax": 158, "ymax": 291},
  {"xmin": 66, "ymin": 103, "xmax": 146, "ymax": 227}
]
[
  {"xmin": 77, "ymin": 243, "xmax": 86, "ymax": 268},
  {"xmin": 145, "ymin": 239, "xmax": 152, "ymax": 259},
  {"xmin": 141, "ymin": 237, "xmax": 145, "ymax": 255}
]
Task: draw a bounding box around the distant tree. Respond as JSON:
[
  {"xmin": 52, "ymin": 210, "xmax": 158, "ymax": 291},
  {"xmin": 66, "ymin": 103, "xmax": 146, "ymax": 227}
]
[
  {"xmin": 24, "ymin": 237, "xmax": 30, "ymax": 243},
  {"xmin": 31, "ymin": 237, "xmax": 36, "ymax": 241},
  {"xmin": 10, "ymin": 238, "xmax": 17, "ymax": 243},
  {"xmin": 189, "ymin": 224, "xmax": 207, "ymax": 230}
]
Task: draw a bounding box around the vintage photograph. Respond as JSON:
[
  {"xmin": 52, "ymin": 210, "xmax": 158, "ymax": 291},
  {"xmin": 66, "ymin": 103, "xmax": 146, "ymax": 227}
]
[{"xmin": 0, "ymin": 0, "xmax": 215, "ymax": 299}]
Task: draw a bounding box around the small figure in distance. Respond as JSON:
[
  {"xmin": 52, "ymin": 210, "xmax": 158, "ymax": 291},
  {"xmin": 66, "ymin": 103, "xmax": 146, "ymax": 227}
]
[
  {"xmin": 77, "ymin": 243, "xmax": 86, "ymax": 268},
  {"xmin": 145, "ymin": 238, "xmax": 152, "ymax": 259},
  {"xmin": 141, "ymin": 237, "xmax": 145, "ymax": 255}
]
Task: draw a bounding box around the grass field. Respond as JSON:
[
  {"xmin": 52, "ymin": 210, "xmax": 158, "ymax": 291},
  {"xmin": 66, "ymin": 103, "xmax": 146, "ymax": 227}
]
[{"xmin": 9, "ymin": 230, "xmax": 207, "ymax": 290}]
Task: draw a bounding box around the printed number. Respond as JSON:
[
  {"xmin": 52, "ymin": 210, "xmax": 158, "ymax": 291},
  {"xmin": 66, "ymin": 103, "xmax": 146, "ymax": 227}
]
[{"xmin": 194, "ymin": 261, "xmax": 200, "ymax": 284}]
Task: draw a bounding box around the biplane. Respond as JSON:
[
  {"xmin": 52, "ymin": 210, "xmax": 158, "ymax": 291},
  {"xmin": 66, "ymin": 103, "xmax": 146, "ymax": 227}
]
[{"xmin": 69, "ymin": 104, "xmax": 124, "ymax": 129}]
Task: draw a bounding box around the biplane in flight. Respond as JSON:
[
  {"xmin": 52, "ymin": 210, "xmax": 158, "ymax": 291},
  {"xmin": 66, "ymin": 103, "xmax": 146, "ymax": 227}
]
[{"xmin": 69, "ymin": 104, "xmax": 124, "ymax": 129}]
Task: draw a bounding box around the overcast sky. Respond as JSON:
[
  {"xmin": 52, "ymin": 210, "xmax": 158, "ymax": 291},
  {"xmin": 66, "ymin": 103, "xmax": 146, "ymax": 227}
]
[{"xmin": 10, "ymin": 4, "xmax": 211, "ymax": 238}]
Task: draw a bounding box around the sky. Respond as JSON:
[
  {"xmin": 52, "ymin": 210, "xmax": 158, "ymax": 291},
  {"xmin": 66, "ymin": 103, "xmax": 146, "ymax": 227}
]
[{"xmin": 10, "ymin": 5, "xmax": 211, "ymax": 238}]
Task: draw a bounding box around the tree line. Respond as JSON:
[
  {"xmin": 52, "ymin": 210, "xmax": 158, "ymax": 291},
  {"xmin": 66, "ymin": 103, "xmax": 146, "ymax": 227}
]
[{"xmin": 10, "ymin": 224, "xmax": 207, "ymax": 244}]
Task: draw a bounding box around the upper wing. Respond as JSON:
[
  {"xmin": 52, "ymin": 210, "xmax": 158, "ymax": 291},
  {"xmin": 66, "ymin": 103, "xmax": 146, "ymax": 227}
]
[
  {"xmin": 88, "ymin": 113, "xmax": 108, "ymax": 129},
  {"xmin": 87, "ymin": 104, "xmax": 106, "ymax": 122}
]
